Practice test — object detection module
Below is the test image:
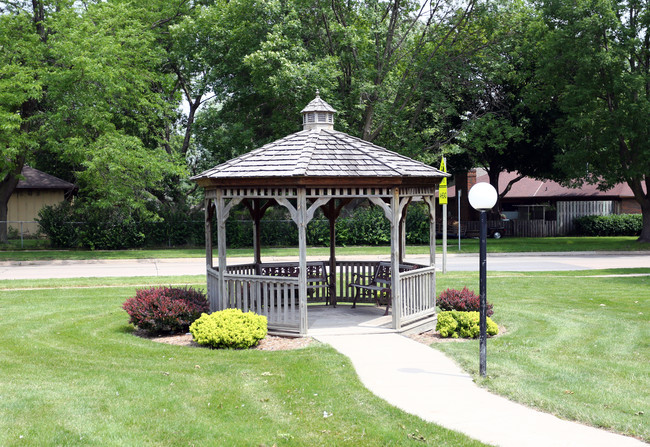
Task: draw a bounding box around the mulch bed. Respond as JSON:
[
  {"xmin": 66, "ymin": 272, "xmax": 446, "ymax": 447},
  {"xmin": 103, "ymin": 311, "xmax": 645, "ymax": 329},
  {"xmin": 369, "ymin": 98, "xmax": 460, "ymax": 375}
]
[
  {"xmin": 135, "ymin": 330, "xmax": 314, "ymax": 351},
  {"xmin": 136, "ymin": 326, "xmax": 506, "ymax": 350}
]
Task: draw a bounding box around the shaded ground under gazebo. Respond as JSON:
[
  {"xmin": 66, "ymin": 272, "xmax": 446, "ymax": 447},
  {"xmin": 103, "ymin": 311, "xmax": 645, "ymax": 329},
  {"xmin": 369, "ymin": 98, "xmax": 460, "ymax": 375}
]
[{"xmin": 191, "ymin": 93, "xmax": 448, "ymax": 336}]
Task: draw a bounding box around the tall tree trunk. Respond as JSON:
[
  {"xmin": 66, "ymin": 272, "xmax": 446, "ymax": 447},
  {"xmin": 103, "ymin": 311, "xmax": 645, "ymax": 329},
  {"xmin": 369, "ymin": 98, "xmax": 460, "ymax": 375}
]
[
  {"xmin": 637, "ymin": 198, "xmax": 650, "ymax": 243},
  {"xmin": 626, "ymin": 176, "xmax": 650, "ymax": 243},
  {"xmin": 0, "ymin": 159, "xmax": 25, "ymax": 243}
]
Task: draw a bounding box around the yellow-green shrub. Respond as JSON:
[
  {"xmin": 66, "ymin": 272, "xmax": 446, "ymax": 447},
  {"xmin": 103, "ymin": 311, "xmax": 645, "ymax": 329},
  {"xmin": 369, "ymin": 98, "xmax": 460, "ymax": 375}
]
[
  {"xmin": 189, "ymin": 309, "xmax": 267, "ymax": 349},
  {"xmin": 436, "ymin": 311, "xmax": 498, "ymax": 339}
]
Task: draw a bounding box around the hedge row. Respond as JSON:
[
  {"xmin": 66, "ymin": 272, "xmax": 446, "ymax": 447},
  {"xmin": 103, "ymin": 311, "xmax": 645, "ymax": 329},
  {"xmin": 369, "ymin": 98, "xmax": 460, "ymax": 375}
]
[
  {"xmin": 37, "ymin": 202, "xmax": 433, "ymax": 249},
  {"xmin": 573, "ymin": 214, "xmax": 642, "ymax": 236}
]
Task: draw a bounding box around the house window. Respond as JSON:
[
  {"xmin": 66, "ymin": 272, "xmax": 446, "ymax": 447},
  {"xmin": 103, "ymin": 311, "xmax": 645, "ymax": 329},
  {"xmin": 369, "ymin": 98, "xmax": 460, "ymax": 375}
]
[
  {"xmin": 515, "ymin": 204, "xmax": 554, "ymax": 221},
  {"xmin": 318, "ymin": 112, "xmax": 326, "ymax": 122}
]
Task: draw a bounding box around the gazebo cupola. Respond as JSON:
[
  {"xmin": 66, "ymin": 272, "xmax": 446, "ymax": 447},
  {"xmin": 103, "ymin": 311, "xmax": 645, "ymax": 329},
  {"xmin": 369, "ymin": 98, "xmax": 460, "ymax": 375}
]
[{"xmin": 301, "ymin": 90, "xmax": 336, "ymax": 131}]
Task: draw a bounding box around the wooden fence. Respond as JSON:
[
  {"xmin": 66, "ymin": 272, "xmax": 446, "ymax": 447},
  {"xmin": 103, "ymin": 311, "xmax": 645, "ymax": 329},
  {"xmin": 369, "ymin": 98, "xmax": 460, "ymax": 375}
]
[
  {"xmin": 509, "ymin": 220, "xmax": 558, "ymax": 237},
  {"xmin": 556, "ymin": 201, "xmax": 615, "ymax": 235}
]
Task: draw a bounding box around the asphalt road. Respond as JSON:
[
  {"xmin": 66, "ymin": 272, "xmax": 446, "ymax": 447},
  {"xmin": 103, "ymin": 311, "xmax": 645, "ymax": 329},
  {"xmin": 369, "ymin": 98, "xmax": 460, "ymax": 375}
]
[{"xmin": 0, "ymin": 252, "xmax": 648, "ymax": 280}]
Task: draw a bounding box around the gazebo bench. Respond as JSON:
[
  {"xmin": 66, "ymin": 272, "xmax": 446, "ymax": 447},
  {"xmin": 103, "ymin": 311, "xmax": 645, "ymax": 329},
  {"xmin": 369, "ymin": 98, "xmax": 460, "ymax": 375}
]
[
  {"xmin": 259, "ymin": 261, "xmax": 331, "ymax": 304},
  {"xmin": 348, "ymin": 261, "xmax": 416, "ymax": 315}
]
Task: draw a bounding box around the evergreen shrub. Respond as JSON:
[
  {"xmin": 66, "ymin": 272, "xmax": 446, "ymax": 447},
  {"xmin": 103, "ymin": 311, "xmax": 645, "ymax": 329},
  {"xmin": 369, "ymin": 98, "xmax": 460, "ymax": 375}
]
[
  {"xmin": 436, "ymin": 311, "xmax": 498, "ymax": 338},
  {"xmin": 438, "ymin": 287, "xmax": 494, "ymax": 317},
  {"xmin": 189, "ymin": 309, "xmax": 267, "ymax": 349},
  {"xmin": 123, "ymin": 286, "xmax": 209, "ymax": 334},
  {"xmin": 574, "ymin": 214, "xmax": 641, "ymax": 236}
]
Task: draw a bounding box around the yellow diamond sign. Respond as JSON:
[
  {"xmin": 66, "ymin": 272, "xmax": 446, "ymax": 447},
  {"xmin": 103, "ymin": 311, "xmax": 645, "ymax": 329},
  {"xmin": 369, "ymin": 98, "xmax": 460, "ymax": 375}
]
[{"xmin": 439, "ymin": 158, "xmax": 447, "ymax": 205}]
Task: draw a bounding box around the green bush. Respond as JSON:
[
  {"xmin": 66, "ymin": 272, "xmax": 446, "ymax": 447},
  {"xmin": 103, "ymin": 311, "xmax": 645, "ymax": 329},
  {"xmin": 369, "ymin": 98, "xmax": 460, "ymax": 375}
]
[
  {"xmin": 78, "ymin": 210, "xmax": 145, "ymax": 250},
  {"xmin": 190, "ymin": 309, "xmax": 268, "ymax": 349},
  {"xmin": 405, "ymin": 203, "xmax": 431, "ymax": 244},
  {"xmin": 573, "ymin": 214, "xmax": 641, "ymax": 236},
  {"xmin": 36, "ymin": 202, "xmax": 79, "ymax": 248},
  {"xmin": 436, "ymin": 311, "xmax": 498, "ymax": 339},
  {"xmin": 142, "ymin": 208, "xmax": 205, "ymax": 247}
]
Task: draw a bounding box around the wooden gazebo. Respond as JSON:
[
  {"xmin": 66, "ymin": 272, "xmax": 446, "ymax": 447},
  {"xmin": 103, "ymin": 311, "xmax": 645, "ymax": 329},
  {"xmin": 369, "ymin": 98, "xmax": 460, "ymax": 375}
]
[{"xmin": 191, "ymin": 93, "xmax": 449, "ymax": 335}]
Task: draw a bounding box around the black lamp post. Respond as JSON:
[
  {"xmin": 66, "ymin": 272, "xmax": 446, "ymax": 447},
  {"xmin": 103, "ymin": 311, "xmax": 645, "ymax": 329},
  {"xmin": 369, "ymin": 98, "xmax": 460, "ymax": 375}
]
[{"xmin": 468, "ymin": 182, "xmax": 498, "ymax": 377}]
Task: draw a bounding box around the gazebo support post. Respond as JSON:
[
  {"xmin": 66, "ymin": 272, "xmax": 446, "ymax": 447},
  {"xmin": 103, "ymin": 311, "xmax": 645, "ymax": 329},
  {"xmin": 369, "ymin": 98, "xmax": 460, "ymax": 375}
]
[
  {"xmin": 327, "ymin": 203, "xmax": 337, "ymax": 306},
  {"xmin": 213, "ymin": 191, "xmax": 242, "ymax": 311},
  {"xmin": 252, "ymin": 200, "xmax": 262, "ymax": 268},
  {"xmin": 215, "ymin": 189, "xmax": 228, "ymax": 310},
  {"xmin": 297, "ymin": 189, "xmax": 309, "ymax": 335},
  {"xmin": 278, "ymin": 193, "xmax": 328, "ymax": 335},
  {"xmin": 205, "ymin": 199, "xmax": 215, "ymax": 310},
  {"xmin": 244, "ymin": 199, "xmax": 273, "ymax": 275},
  {"xmin": 390, "ymin": 189, "xmax": 402, "ymax": 330},
  {"xmin": 424, "ymin": 195, "xmax": 437, "ymax": 308},
  {"xmin": 398, "ymin": 199, "xmax": 412, "ymax": 263},
  {"xmin": 322, "ymin": 198, "xmax": 350, "ymax": 307}
]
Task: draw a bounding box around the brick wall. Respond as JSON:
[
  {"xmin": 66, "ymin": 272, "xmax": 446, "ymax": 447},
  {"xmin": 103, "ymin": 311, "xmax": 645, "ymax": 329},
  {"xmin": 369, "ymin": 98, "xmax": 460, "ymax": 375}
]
[{"xmin": 620, "ymin": 198, "xmax": 641, "ymax": 214}]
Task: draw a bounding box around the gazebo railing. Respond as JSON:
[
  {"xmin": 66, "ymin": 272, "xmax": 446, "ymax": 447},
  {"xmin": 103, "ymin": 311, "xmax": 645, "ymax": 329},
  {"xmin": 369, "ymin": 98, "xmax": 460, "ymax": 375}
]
[
  {"xmin": 207, "ymin": 267, "xmax": 220, "ymax": 310},
  {"xmin": 225, "ymin": 274, "xmax": 300, "ymax": 330},
  {"xmin": 209, "ymin": 266, "xmax": 301, "ymax": 331},
  {"xmin": 208, "ymin": 261, "xmax": 435, "ymax": 333},
  {"xmin": 399, "ymin": 266, "xmax": 436, "ymax": 325},
  {"xmin": 225, "ymin": 263, "xmax": 256, "ymax": 275}
]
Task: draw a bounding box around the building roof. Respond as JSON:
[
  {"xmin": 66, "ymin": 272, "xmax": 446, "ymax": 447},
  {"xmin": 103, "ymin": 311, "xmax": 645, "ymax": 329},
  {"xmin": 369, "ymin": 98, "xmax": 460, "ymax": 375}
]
[
  {"xmin": 16, "ymin": 166, "xmax": 75, "ymax": 191},
  {"xmin": 449, "ymin": 171, "xmax": 639, "ymax": 199},
  {"xmin": 192, "ymin": 94, "xmax": 448, "ymax": 188}
]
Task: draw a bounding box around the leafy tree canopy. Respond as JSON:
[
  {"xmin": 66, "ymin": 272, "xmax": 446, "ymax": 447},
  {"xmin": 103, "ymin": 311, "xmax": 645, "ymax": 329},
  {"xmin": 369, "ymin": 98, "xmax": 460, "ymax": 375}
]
[{"xmin": 536, "ymin": 0, "xmax": 650, "ymax": 241}]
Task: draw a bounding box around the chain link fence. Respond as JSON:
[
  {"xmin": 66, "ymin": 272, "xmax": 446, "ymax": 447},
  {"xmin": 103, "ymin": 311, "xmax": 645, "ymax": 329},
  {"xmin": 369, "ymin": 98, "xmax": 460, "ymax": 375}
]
[{"xmin": 1, "ymin": 221, "xmax": 40, "ymax": 248}]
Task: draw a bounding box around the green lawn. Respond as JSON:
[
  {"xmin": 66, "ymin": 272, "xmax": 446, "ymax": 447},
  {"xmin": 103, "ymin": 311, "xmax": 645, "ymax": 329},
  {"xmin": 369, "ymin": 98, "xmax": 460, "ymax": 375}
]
[
  {"xmin": 435, "ymin": 270, "xmax": 650, "ymax": 442},
  {"xmin": 0, "ymin": 276, "xmax": 486, "ymax": 447},
  {"xmin": 1, "ymin": 271, "xmax": 648, "ymax": 444},
  {"xmin": 0, "ymin": 236, "xmax": 648, "ymax": 262}
]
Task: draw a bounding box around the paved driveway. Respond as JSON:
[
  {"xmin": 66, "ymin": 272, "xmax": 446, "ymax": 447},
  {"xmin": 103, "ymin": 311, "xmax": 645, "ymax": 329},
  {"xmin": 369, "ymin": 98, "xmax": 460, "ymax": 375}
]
[{"xmin": 0, "ymin": 252, "xmax": 648, "ymax": 280}]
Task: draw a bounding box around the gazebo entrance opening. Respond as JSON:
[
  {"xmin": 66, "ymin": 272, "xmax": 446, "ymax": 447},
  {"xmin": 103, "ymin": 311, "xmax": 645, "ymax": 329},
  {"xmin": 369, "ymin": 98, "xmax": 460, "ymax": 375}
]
[{"xmin": 193, "ymin": 93, "xmax": 448, "ymax": 336}]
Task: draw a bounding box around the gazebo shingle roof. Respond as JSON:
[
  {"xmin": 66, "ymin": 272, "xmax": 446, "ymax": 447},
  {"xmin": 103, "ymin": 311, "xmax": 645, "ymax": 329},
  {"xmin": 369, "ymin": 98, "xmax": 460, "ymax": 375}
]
[
  {"xmin": 300, "ymin": 95, "xmax": 337, "ymax": 114},
  {"xmin": 193, "ymin": 128, "xmax": 446, "ymax": 186},
  {"xmin": 192, "ymin": 93, "xmax": 447, "ymax": 188}
]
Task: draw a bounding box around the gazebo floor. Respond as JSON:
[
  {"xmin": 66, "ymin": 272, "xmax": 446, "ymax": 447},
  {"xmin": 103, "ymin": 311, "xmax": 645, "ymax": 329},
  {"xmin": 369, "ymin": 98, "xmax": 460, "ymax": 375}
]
[{"xmin": 307, "ymin": 304, "xmax": 396, "ymax": 336}]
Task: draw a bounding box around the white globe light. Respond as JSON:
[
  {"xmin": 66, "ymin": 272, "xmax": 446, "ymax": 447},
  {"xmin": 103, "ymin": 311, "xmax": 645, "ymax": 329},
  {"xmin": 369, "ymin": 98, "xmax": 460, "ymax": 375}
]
[{"xmin": 468, "ymin": 182, "xmax": 498, "ymax": 211}]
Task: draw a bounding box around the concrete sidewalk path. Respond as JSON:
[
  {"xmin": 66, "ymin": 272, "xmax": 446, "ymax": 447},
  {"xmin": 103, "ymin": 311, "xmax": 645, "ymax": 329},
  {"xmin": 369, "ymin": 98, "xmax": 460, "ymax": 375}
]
[{"xmin": 314, "ymin": 333, "xmax": 645, "ymax": 447}]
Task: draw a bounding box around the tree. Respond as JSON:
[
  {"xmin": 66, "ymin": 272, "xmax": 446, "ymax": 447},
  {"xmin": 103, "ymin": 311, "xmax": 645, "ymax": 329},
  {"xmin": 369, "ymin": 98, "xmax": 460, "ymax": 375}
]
[
  {"xmin": 537, "ymin": 0, "xmax": 650, "ymax": 242},
  {"xmin": 439, "ymin": 0, "xmax": 561, "ymax": 213},
  {"xmin": 0, "ymin": 0, "xmax": 185, "ymax": 242},
  {"xmin": 0, "ymin": 3, "xmax": 45, "ymax": 242},
  {"xmin": 189, "ymin": 0, "xmax": 483, "ymax": 169}
]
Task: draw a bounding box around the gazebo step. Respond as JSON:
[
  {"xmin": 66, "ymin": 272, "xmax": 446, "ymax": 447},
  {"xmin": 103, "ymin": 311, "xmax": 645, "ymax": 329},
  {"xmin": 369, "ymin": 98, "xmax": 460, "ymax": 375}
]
[
  {"xmin": 267, "ymin": 329, "xmax": 303, "ymax": 338},
  {"xmin": 399, "ymin": 315, "xmax": 438, "ymax": 336}
]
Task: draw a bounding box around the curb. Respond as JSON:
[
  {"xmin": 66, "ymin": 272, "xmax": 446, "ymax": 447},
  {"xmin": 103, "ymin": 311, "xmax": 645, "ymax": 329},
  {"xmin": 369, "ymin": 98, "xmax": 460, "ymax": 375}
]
[{"xmin": 0, "ymin": 251, "xmax": 648, "ymax": 267}]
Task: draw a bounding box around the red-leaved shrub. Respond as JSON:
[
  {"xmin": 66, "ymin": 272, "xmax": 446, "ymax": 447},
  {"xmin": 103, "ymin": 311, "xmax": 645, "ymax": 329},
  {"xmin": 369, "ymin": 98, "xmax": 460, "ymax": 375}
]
[
  {"xmin": 438, "ymin": 287, "xmax": 494, "ymax": 317},
  {"xmin": 122, "ymin": 286, "xmax": 209, "ymax": 334}
]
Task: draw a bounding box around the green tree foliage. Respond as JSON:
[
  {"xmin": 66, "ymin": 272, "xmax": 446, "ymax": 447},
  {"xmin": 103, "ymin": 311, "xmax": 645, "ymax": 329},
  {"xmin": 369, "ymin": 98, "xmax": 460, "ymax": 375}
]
[
  {"xmin": 0, "ymin": 0, "xmax": 185, "ymax": 242},
  {"xmin": 536, "ymin": 0, "xmax": 650, "ymax": 242},
  {"xmin": 191, "ymin": 0, "xmax": 482, "ymax": 168},
  {"xmin": 441, "ymin": 0, "xmax": 562, "ymax": 212}
]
